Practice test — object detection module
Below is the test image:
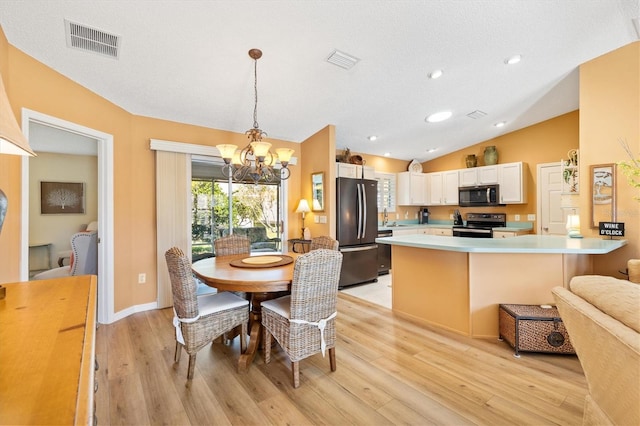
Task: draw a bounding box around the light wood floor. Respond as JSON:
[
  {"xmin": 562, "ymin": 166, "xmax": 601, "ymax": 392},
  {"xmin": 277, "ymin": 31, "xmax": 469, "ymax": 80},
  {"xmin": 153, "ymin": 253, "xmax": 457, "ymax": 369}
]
[{"xmin": 95, "ymin": 294, "xmax": 587, "ymax": 425}]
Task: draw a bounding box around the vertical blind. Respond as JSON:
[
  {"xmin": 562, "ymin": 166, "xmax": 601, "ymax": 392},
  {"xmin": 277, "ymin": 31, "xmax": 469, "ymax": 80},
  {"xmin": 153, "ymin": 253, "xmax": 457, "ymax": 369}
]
[{"xmin": 155, "ymin": 150, "xmax": 191, "ymax": 309}]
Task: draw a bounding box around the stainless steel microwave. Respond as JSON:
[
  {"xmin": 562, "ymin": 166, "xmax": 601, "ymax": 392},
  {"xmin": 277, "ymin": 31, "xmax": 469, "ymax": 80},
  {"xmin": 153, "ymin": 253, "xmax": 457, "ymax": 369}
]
[{"xmin": 458, "ymin": 184, "xmax": 502, "ymax": 207}]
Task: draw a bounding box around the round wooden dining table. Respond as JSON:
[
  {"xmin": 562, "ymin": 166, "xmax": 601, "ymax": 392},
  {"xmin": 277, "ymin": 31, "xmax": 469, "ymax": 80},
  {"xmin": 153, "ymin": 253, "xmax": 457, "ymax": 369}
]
[{"xmin": 191, "ymin": 253, "xmax": 299, "ymax": 371}]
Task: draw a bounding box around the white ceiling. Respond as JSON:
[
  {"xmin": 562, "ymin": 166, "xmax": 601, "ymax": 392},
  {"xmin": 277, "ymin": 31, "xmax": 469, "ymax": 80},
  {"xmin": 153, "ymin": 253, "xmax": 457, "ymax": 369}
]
[{"xmin": 1, "ymin": 1, "xmax": 638, "ymax": 162}]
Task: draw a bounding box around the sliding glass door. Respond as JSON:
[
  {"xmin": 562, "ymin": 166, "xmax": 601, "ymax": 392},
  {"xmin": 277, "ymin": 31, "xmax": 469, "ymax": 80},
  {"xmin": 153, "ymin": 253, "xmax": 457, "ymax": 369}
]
[{"xmin": 191, "ymin": 159, "xmax": 283, "ymax": 257}]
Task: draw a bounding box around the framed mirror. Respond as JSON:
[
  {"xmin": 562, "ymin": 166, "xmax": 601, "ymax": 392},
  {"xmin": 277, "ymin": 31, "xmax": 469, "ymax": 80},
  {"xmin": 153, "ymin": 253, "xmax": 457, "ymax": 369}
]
[
  {"xmin": 311, "ymin": 172, "xmax": 324, "ymax": 211},
  {"xmin": 590, "ymin": 163, "xmax": 616, "ymax": 227}
]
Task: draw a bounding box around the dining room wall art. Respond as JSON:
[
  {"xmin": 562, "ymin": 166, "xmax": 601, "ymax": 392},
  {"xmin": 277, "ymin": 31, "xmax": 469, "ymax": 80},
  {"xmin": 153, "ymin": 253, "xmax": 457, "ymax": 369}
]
[
  {"xmin": 590, "ymin": 164, "xmax": 616, "ymax": 227},
  {"xmin": 40, "ymin": 181, "xmax": 85, "ymax": 214}
]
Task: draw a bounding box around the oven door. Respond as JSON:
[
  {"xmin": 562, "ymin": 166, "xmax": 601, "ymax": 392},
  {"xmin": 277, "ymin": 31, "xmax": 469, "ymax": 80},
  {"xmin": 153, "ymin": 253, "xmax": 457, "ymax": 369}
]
[{"xmin": 452, "ymin": 227, "xmax": 493, "ymax": 238}]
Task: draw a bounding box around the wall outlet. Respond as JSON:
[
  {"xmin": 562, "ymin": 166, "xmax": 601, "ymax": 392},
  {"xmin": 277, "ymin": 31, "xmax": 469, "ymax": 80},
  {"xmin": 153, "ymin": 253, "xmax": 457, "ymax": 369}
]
[
  {"xmin": 514, "ymin": 214, "xmax": 520, "ymax": 221},
  {"xmin": 314, "ymin": 216, "xmax": 319, "ymax": 223},
  {"xmin": 396, "ymin": 213, "xmax": 399, "ymax": 219},
  {"xmin": 138, "ymin": 273, "xmax": 146, "ymax": 284},
  {"xmin": 450, "ymin": 214, "xmax": 454, "ymax": 220},
  {"xmin": 527, "ymin": 214, "xmax": 536, "ymax": 221}
]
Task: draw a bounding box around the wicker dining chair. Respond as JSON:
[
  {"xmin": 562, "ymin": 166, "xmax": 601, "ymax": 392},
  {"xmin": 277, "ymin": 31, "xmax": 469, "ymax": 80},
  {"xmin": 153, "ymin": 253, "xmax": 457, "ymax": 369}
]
[
  {"xmin": 309, "ymin": 236, "xmax": 339, "ymax": 251},
  {"xmin": 165, "ymin": 247, "xmax": 249, "ymax": 380},
  {"xmin": 213, "ymin": 234, "xmax": 251, "ymax": 300},
  {"xmin": 214, "ymin": 234, "xmax": 251, "ymax": 256},
  {"xmin": 261, "ymin": 249, "xmax": 343, "ymax": 388}
]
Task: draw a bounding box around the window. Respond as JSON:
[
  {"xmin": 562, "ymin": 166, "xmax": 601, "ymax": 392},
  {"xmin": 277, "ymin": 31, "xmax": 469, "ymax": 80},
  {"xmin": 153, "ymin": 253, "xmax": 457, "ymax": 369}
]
[{"xmin": 375, "ymin": 171, "xmax": 396, "ymax": 213}]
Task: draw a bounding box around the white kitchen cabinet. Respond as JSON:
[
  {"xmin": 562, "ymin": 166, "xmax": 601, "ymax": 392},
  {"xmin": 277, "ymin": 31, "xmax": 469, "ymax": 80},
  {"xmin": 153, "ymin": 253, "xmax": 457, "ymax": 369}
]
[
  {"xmin": 429, "ymin": 227, "xmax": 453, "ymax": 236},
  {"xmin": 397, "ymin": 172, "xmax": 426, "ymax": 205},
  {"xmin": 361, "ymin": 165, "xmax": 375, "ymax": 179},
  {"xmin": 498, "ymin": 162, "xmax": 528, "ymax": 204},
  {"xmin": 426, "ymin": 171, "xmax": 458, "ymax": 205},
  {"xmin": 426, "ymin": 172, "xmax": 443, "ymax": 205},
  {"xmin": 336, "ymin": 163, "xmax": 375, "ymax": 179},
  {"xmin": 391, "ymin": 228, "xmax": 418, "ymax": 236},
  {"xmin": 493, "ymin": 229, "xmax": 530, "ymax": 238},
  {"xmin": 458, "ymin": 165, "xmax": 498, "ymax": 187}
]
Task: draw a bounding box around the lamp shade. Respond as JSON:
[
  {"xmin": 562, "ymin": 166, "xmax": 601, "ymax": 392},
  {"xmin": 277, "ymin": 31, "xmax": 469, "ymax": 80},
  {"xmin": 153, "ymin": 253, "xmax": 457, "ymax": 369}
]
[
  {"xmin": 216, "ymin": 144, "xmax": 238, "ymax": 160},
  {"xmin": 295, "ymin": 199, "xmax": 310, "ymax": 214},
  {"xmin": 250, "ymin": 141, "xmax": 272, "ymax": 158},
  {"xmin": 566, "ymin": 214, "xmax": 582, "ymax": 238},
  {"xmin": 0, "ymin": 72, "xmax": 35, "ymax": 157},
  {"xmin": 275, "ymin": 147, "xmax": 294, "ymax": 163}
]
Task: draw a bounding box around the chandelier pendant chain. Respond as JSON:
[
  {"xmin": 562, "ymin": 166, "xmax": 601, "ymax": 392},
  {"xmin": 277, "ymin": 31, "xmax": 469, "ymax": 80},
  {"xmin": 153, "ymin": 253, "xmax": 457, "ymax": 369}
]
[
  {"xmin": 216, "ymin": 48, "xmax": 293, "ymax": 183},
  {"xmin": 253, "ymin": 57, "xmax": 260, "ymax": 132}
]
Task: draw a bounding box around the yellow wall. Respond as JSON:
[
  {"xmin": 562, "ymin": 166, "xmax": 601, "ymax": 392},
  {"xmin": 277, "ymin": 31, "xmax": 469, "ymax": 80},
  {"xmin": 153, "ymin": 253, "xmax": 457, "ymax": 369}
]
[
  {"xmin": 421, "ymin": 111, "xmax": 579, "ymax": 223},
  {"xmin": 300, "ymin": 125, "xmax": 335, "ymax": 240},
  {"xmin": 579, "ymin": 41, "xmax": 640, "ymax": 275},
  {"xmin": 29, "ymin": 153, "xmax": 98, "ymax": 268}
]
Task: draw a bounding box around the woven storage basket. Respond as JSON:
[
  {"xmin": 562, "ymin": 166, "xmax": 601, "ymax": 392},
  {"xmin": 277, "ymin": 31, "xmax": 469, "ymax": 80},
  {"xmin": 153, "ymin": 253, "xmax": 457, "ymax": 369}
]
[{"xmin": 499, "ymin": 304, "xmax": 575, "ymax": 357}]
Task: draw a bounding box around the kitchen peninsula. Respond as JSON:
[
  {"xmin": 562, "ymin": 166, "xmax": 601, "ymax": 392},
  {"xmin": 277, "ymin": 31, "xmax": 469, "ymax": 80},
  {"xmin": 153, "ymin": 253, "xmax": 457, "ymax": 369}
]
[{"xmin": 376, "ymin": 234, "xmax": 626, "ymax": 338}]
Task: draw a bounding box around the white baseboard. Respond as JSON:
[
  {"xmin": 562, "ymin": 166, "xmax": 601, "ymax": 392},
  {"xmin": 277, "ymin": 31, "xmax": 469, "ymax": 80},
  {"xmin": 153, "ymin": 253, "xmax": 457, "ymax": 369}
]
[{"xmin": 109, "ymin": 301, "xmax": 159, "ymax": 324}]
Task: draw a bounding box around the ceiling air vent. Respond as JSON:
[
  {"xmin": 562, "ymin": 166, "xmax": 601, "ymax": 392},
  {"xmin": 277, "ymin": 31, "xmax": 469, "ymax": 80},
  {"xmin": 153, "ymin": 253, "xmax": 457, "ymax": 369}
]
[
  {"xmin": 65, "ymin": 19, "xmax": 120, "ymax": 59},
  {"xmin": 326, "ymin": 49, "xmax": 359, "ymax": 70},
  {"xmin": 466, "ymin": 110, "xmax": 487, "ymax": 120}
]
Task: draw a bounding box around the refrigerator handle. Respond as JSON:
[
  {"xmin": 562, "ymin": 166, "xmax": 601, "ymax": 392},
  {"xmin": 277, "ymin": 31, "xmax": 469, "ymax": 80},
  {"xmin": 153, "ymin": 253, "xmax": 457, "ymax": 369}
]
[
  {"xmin": 357, "ymin": 183, "xmax": 363, "ymax": 239},
  {"xmin": 361, "ymin": 183, "xmax": 367, "ymax": 239}
]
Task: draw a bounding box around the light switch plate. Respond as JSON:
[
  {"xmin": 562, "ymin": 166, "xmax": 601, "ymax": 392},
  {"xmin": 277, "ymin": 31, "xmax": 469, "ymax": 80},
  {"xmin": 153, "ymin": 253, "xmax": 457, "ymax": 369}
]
[
  {"xmin": 319, "ymin": 215, "xmax": 327, "ymax": 223},
  {"xmin": 527, "ymin": 214, "xmax": 536, "ymax": 221},
  {"xmin": 314, "ymin": 216, "xmax": 319, "ymax": 223}
]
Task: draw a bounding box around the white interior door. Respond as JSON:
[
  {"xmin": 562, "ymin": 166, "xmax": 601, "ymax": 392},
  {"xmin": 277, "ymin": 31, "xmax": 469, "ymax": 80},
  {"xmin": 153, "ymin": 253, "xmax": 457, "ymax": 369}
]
[{"xmin": 538, "ymin": 163, "xmax": 569, "ymax": 235}]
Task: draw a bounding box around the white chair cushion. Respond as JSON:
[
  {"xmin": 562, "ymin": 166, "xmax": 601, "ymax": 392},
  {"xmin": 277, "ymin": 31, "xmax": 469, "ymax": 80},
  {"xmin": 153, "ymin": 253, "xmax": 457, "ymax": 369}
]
[
  {"xmin": 262, "ymin": 295, "xmax": 291, "ymax": 319},
  {"xmin": 198, "ymin": 291, "xmax": 248, "ymax": 316}
]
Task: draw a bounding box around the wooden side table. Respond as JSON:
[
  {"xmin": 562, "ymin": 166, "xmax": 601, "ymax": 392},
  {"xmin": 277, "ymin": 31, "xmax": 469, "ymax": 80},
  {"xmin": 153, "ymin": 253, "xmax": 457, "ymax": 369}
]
[{"xmin": 288, "ymin": 238, "xmax": 311, "ymax": 253}]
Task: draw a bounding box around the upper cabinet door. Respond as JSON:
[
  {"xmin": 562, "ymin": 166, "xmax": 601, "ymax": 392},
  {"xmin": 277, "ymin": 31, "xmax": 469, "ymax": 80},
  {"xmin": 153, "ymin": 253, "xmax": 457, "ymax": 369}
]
[
  {"xmin": 459, "ymin": 165, "xmax": 498, "ymax": 186},
  {"xmin": 397, "ymin": 172, "xmax": 426, "ymax": 206},
  {"xmin": 442, "ymin": 171, "xmax": 459, "ymax": 205},
  {"xmin": 498, "ymin": 162, "xmax": 527, "ymax": 204},
  {"xmin": 478, "ymin": 165, "xmax": 499, "ymax": 184}
]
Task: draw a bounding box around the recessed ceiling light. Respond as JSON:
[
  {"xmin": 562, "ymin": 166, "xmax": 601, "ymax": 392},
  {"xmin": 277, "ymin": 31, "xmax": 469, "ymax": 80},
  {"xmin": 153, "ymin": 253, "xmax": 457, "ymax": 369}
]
[
  {"xmin": 428, "ymin": 69, "xmax": 443, "ymax": 79},
  {"xmin": 426, "ymin": 111, "xmax": 452, "ymax": 123},
  {"xmin": 504, "ymin": 54, "xmax": 522, "ymax": 65},
  {"xmin": 383, "ymin": 152, "xmax": 391, "ymax": 157},
  {"xmin": 426, "ymin": 148, "xmax": 437, "ymax": 153},
  {"xmin": 368, "ymin": 135, "xmax": 377, "ymax": 141},
  {"xmin": 494, "ymin": 121, "xmax": 506, "ymax": 128}
]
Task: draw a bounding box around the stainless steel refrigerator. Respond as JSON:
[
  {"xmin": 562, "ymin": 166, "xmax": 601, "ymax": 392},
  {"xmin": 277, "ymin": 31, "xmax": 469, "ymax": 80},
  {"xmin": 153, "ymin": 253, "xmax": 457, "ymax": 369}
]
[{"xmin": 336, "ymin": 177, "xmax": 379, "ymax": 288}]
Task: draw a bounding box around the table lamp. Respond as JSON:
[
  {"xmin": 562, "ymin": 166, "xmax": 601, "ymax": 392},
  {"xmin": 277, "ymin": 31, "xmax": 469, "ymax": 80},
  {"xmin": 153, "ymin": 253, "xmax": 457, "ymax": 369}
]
[
  {"xmin": 0, "ymin": 71, "xmax": 37, "ymax": 298},
  {"xmin": 295, "ymin": 199, "xmax": 310, "ymax": 239}
]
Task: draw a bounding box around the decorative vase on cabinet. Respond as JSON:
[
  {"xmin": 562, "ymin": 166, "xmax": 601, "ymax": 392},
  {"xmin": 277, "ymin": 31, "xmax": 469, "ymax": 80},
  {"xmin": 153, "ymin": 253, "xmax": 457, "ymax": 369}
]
[
  {"xmin": 484, "ymin": 146, "xmax": 498, "ymax": 165},
  {"xmin": 465, "ymin": 154, "xmax": 477, "ymax": 168}
]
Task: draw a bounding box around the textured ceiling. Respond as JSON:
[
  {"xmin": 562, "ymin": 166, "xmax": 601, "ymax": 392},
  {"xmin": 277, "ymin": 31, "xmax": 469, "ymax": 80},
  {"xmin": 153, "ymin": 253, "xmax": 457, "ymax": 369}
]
[{"xmin": 0, "ymin": 1, "xmax": 638, "ymax": 162}]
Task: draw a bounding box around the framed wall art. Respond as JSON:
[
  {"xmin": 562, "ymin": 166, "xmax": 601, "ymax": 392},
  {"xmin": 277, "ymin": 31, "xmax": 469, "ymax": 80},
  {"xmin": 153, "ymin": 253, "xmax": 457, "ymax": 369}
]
[
  {"xmin": 41, "ymin": 181, "xmax": 85, "ymax": 214},
  {"xmin": 590, "ymin": 164, "xmax": 616, "ymax": 227}
]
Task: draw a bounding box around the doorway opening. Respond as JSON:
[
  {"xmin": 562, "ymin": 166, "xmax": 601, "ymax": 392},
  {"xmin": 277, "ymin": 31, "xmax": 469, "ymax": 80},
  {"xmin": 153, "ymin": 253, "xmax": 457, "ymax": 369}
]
[{"xmin": 20, "ymin": 108, "xmax": 115, "ymax": 324}]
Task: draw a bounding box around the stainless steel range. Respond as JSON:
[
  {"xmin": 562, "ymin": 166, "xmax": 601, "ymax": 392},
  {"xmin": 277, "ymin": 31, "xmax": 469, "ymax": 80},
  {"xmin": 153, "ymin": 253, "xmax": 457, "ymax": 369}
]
[{"xmin": 452, "ymin": 212, "xmax": 506, "ymax": 238}]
